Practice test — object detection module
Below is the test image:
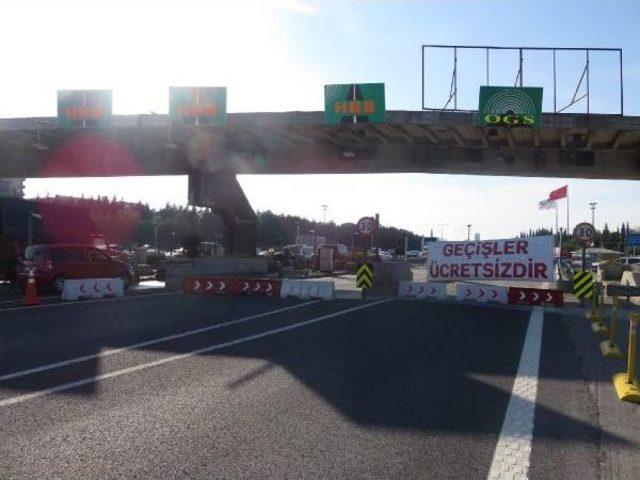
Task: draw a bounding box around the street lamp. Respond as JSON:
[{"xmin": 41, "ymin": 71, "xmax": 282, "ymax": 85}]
[
  {"xmin": 437, "ymin": 223, "xmax": 448, "ymax": 240},
  {"xmin": 321, "ymin": 204, "xmax": 328, "ymax": 242},
  {"xmin": 309, "ymin": 229, "xmax": 317, "ymax": 252},
  {"xmin": 467, "ymin": 224, "xmax": 472, "ymax": 241},
  {"xmin": 589, "ymin": 202, "xmax": 597, "ymax": 247},
  {"xmin": 27, "ymin": 212, "xmax": 42, "ymax": 246}
]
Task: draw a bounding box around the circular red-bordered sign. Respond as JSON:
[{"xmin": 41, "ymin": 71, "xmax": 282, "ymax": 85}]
[
  {"xmin": 356, "ymin": 217, "xmax": 376, "ymax": 235},
  {"xmin": 573, "ymin": 222, "xmax": 595, "ymax": 245}
]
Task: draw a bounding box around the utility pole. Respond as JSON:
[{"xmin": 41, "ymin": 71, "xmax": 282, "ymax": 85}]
[
  {"xmin": 27, "ymin": 212, "xmax": 42, "ymax": 246},
  {"xmin": 437, "ymin": 223, "xmax": 448, "ymax": 240},
  {"xmin": 321, "ymin": 205, "xmax": 328, "ymax": 242},
  {"xmin": 589, "ymin": 202, "xmax": 597, "ymax": 227},
  {"xmin": 590, "ymin": 202, "xmax": 597, "ymax": 246},
  {"xmin": 467, "ymin": 224, "xmax": 472, "ymax": 241}
]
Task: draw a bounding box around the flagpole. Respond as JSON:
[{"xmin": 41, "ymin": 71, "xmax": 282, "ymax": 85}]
[
  {"xmin": 566, "ymin": 184, "xmax": 570, "ymax": 233},
  {"xmin": 555, "ymin": 205, "xmax": 560, "ymax": 246}
]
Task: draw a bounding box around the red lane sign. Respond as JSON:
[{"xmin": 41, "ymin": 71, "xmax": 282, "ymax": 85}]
[
  {"xmin": 508, "ymin": 287, "xmax": 563, "ymax": 307},
  {"xmin": 356, "ymin": 217, "xmax": 376, "ymax": 235},
  {"xmin": 573, "ymin": 222, "xmax": 595, "ymax": 245}
]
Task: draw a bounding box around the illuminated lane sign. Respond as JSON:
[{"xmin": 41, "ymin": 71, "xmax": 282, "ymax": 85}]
[
  {"xmin": 324, "ymin": 83, "xmax": 385, "ymax": 124},
  {"xmin": 57, "ymin": 90, "xmax": 112, "ymax": 128},
  {"xmin": 170, "ymin": 87, "xmax": 227, "ymax": 126},
  {"xmin": 478, "ymin": 86, "xmax": 543, "ymax": 128}
]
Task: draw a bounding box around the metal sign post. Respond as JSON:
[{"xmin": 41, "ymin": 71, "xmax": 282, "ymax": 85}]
[
  {"xmin": 573, "ymin": 222, "xmax": 596, "ymax": 306},
  {"xmin": 573, "ymin": 222, "xmax": 595, "ymax": 260},
  {"xmin": 355, "ymin": 217, "xmax": 376, "ymax": 299}
]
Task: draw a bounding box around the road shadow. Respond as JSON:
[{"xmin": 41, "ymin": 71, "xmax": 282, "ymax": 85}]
[{"xmin": 0, "ymin": 297, "xmax": 631, "ymax": 446}]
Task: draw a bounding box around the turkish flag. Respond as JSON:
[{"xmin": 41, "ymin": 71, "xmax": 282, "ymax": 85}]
[{"xmin": 549, "ymin": 185, "xmax": 568, "ymax": 201}]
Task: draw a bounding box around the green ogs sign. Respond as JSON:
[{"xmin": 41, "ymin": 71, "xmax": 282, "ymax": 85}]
[{"xmin": 478, "ymin": 86, "xmax": 543, "ymax": 128}]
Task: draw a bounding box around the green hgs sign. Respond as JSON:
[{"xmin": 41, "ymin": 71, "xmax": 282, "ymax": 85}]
[
  {"xmin": 478, "ymin": 86, "xmax": 543, "ymax": 128},
  {"xmin": 57, "ymin": 90, "xmax": 112, "ymax": 128},
  {"xmin": 324, "ymin": 83, "xmax": 385, "ymax": 124},
  {"xmin": 169, "ymin": 87, "xmax": 227, "ymax": 126}
]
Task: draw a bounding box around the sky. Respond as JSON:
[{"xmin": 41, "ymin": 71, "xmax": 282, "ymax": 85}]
[{"xmin": 5, "ymin": 0, "xmax": 639, "ymax": 240}]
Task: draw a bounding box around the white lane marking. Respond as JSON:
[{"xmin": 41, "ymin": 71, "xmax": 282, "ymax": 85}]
[
  {"xmin": 487, "ymin": 306, "xmax": 544, "ymax": 480},
  {"xmin": 0, "ymin": 291, "xmax": 180, "ymax": 312},
  {"xmin": 0, "ymin": 295, "xmax": 57, "ymax": 305},
  {"xmin": 0, "ymin": 300, "xmax": 320, "ymax": 381},
  {"xmin": 0, "ymin": 299, "xmax": 393, "ymax": 407}
]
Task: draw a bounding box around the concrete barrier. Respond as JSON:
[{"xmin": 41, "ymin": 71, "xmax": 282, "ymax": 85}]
[
  {"xmin": 183, "ymin": 277, "xmax": 281, "ymax": 297},
  {"xmin": 62, "ymin": 278, "xmax": 124, "ymax": 301},
  {"xmin": 368, "ymin": 261, "xmax": 413, "ymax": 296},
  {"xmin": 397, "ymin": 281, "xmax": 447, "ymax": 300},
  {"xmin": 456, "ymin": 283, "xmax": 508, "ymax": 304},
  {"xmin": 280, "ymin": 279, "xmax": 334, "ymax": 301},
  {"xmin": 164, "ymin": 257, "xmax": 270, "ymax": 290},
  {"xmin": 621, "ymin": 271, "xmax": 640, "ymax": 287}
]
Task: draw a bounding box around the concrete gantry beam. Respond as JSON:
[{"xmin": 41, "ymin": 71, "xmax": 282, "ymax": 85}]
[
  {"xmin": 0, "ymin": 110, "xmax": 639, "ymax": 180},
  {"xmin": 188, "ymin": 171, "xmax": 258, "ymax": 256}
]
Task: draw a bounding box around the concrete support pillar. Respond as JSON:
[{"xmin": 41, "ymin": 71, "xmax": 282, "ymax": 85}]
[{"xmin": 188, "ymin": 171, "xmax": 257, "ymax": 256}]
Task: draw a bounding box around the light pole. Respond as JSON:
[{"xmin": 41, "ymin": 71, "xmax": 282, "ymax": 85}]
[
  {"xmin": 467, "ymin": 224, "xmax": 472, "ymax": 241},
  {"xmin": 154, "ymin": 223, "xmax": 159, "ymax": 254},
  {"xmin": 310, "ymin": 229, "xmax": 317, "ymax": 253},
  {"xmin": 589, "ymin": 202, "xmax": 597, "ymax": 247},
  {"xmin": 437, "ymin": 223, "xmax": 448, "ymax": 240},
  {"xmin": 321, "ymin": 204, "xmax": 328, "ymax": 242},
  {"xmin": 27, "ymin": 212, "xmax": 42, "ymax": 246}
]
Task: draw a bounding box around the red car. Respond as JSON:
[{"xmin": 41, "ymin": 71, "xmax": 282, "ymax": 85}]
[{"xmin": 18, "ymin": 244, "xmax": 135, "ymax": 293}]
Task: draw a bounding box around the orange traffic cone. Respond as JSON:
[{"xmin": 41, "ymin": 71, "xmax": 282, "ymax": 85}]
[{"xmin": 24, "ymin": 268, "xmax": 40, "ymax": 305}]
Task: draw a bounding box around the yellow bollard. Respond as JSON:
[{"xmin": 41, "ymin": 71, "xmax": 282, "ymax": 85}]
[
  {"xmin": 612, "ymin": 312, "xmax": 640, "ymax": 403},
  {"xmin": 590, "ymin": 286, "xmax": 609, "ymax": 335},
  {"xmin": 600, "ymin": 296, "xmax": 624, "ymax": 359},
  {"xmin": 585, "ymin": 287, "xmax": 598, "ymax": 322}
]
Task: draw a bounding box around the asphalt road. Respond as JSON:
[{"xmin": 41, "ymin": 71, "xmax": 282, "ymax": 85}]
[{"xmin": 0, "ymin": 294, "xmax": 635, "ymax": 479}]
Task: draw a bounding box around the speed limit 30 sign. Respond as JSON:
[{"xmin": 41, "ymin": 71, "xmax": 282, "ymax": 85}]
[
  {"xmin": 356, "ymin": 217, "xmax": 376, "ymax": 235},
  {"xmin": 573, "ymin": 222, "xmax": 595, "ymax": 245}
]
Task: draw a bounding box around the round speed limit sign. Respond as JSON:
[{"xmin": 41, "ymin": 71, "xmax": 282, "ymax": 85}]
[
  {"xmin": 573, "ymin": 222, "xmax": 595, "ymax": 245},
  {"xmin": 356, "ymin": 217, "xmax": 376, "ymax": 235}
]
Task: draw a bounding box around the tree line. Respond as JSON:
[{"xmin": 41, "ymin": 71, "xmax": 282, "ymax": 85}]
[
  {"xmin": 517, "ymin": 222, "xmax": 636, "ymax": 252},
  {"xmin": 138, "ymin": 206, "xmax": 425, "ymax": 252},
  {"xmin": 77, "ymin": 201, "xmax": 426, "ymax": 252},
  {"xmin": 36, "ymin": 196, "xmax": 638, "ymax": 254}
]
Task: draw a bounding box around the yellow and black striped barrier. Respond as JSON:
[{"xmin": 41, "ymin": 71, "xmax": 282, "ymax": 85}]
[
  {"xmin": 356, "ymin": 262, "xmax": 373, "ymax": 300},
  {"xmin": 573, "ymin": 271, "xmax": 595, "ymax": 299},
  {"xmin": 356, "ymin": 263, "xmax": 373, "ymax": 289}
]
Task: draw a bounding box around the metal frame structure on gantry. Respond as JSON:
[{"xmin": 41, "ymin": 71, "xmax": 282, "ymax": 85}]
[{"xmin": 421, "ymin": 45, "xmax": 624, "ymax": 115}]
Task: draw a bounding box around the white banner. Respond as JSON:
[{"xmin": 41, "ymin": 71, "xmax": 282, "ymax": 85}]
[{"xmin": 427, "ymin": 236, "xmax": 555, "ymax": 282}]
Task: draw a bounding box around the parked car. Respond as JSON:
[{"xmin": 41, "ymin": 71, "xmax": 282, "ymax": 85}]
[
  {"xmin": 0, "ymin": 197, "xmax": 96, "ymax": 283},
  {"xmin": 621, "ymin": 256, "xmax": 640, "ymax": 265},
  {"xmin": 17, "ymin": 244, "xmax": 136, "ymax": 293}
]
